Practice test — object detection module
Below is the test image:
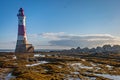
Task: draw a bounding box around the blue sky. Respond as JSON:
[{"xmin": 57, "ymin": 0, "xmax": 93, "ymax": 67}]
[{"xmin": 1, "ymin": 0, "xmax": 120, "ymax": 49}]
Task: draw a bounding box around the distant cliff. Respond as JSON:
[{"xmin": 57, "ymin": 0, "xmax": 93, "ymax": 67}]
[{"xmin": 60, "ymin": 45, "xmax": 120, "ymax": 54}]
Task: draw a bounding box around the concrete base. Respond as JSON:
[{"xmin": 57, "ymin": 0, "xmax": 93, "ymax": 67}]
[{"xmin": 15, "ymin": 44, "xmax": 34, "ymax": 53}]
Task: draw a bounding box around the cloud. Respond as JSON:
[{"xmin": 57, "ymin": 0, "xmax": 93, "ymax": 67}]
[
  {"xmin": 39, "ymin": 32, "xmax": 65, "ymax": 40},
  {"xmin": 1, "ymin": 32, "xmax": 120, "ymax": 49},
  {"xmin": 40, "ymin": 32, "xmax": 120, "ymax": 48},
  {"xmin": 0, "ymin": 41, "xmax": 16, "ymax": 49}
]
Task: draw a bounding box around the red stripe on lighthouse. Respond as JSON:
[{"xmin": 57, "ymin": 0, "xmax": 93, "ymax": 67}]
[{"xmin": 18, "ymin": 25, "xmax": 26, "ymax": 36}]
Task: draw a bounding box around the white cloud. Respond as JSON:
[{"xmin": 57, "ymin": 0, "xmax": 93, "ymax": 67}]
[
  {"xmin": 0, "ymin": 41, "xmax": 16, "ymax": 49},
  {"xmin": 39, "ymin": 32, "xmax": 65, "ymax": 40},
  {"xmin": 40, "ymin": 32, "xmax": 120, "ymax": 48},
  {"xmin": 1, "ymin": 32, "xmax": 120, "ymax": 49}
]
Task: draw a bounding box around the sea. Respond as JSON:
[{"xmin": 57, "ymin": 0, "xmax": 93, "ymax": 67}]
[
  {"xmin": 0, "ymin": 49, "xmax": 64, "ymax": 52},
  {"xmin": 0, "ymin": 49, "xmax": 15, "ymax": 52}
]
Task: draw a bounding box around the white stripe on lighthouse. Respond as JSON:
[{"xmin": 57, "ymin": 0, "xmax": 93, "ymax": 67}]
[
  {"xmin": 18, "ymin": 16, "xmax": 26, "ymax": 26},
  {"xmin": 18, "ymin": 35, "xmax": 27, "ymax": 40},
  {"xmin": 18, "ymin": 20, "xmax": 26, "ymax": 25}
]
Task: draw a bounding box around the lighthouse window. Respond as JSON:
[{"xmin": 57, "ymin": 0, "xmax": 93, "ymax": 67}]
[{"xmin": 20, "ymin": 20, "xmax": 22, "ymax": 23}]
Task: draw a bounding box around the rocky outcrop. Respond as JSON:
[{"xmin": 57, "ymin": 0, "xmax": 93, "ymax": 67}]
[{"xmin": 15, "ymin": 44, "xmax": 34, "ymax": 53}]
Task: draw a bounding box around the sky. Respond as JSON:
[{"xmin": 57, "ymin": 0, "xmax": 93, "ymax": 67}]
[{"xmin": 1, "ymin": 0, "xmax": 120, "ymax": 49}]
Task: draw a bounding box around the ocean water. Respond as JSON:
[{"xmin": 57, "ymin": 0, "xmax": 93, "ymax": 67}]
[
  {"xmin": 0, "ymin": 49, "xmax": 15, "ymax": 52},
  {"xmin": 0, "ymin": 49, "xmax": 64, "ymax": 52}
]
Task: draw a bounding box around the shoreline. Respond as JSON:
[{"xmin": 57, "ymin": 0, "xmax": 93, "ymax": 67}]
[{"xmin": 0, "ymin": 68, "xmax": 13, "ymax": 80}]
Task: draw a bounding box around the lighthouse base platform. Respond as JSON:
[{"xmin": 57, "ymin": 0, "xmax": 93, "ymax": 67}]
[{"xmin": 15, "ymin": 44, "xmax": 34, "ymax": 53}]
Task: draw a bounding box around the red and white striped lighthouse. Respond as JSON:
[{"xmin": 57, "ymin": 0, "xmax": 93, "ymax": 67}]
[
  {"xmin": 15, "ymin": 8, "xmax": 34, "ymax": 53},
  {"xmin": 17, "ymin": 8, "xmax": 27, "ymax": 44}
]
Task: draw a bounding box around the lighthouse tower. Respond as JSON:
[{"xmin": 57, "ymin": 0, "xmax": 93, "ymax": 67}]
[{"xmin": 15, "ymin": 8, "xmax": 34, "ymax": 53}]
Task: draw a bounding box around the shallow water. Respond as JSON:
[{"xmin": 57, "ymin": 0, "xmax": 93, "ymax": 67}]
[
  {"xmin": 95, "ymin": 74, "xmax": 120, "ymax": 80},
  {"xmin": 5, "ymin": 73, "xmax": 15, "ymax": 80},
  {"xmin": 26, "ymin": 61, "xmax": 49, "ymax": 67},
  {"xmin": 70, "ymin": 63, "xmax": 93, "ymax": 70},
  {"xmin": 34, "ymin": 54, "xmax": 45, "ymax": 57}
]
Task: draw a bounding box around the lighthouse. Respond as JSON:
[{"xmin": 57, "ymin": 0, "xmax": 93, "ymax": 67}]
[{"xmin": 15, "ymin": 8, "xmax": 34, "ymax": 53}]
